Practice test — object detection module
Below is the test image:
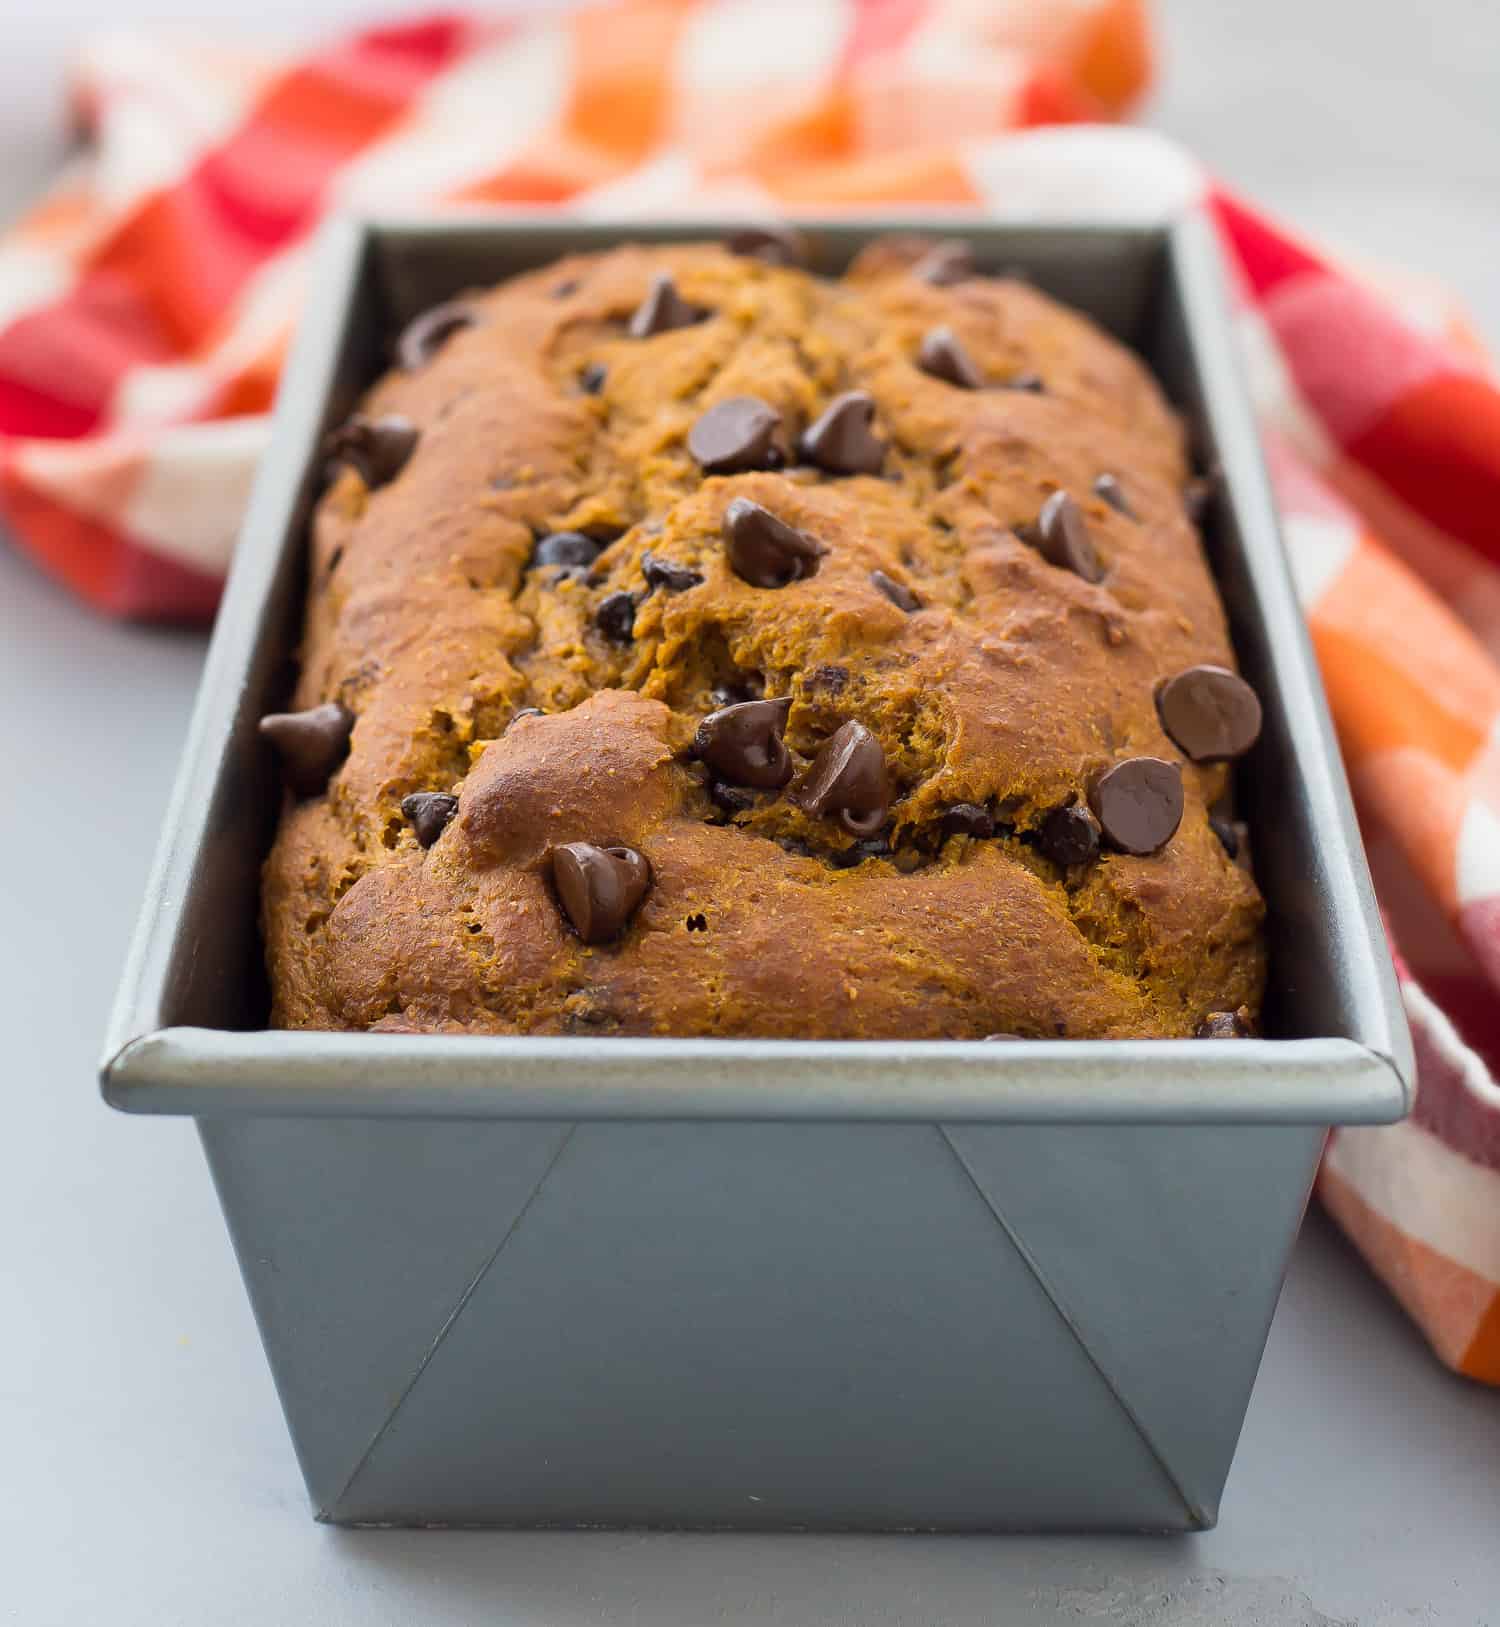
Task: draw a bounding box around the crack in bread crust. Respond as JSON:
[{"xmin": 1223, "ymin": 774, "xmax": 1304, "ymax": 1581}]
[{"xmin": 264, "ymin": 239, "xmax": 1265, "ymax": 1038}]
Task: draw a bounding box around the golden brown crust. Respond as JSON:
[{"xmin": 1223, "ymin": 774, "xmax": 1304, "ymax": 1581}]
[{"xmin": 263, "ymin": 238, "xmax": 1264, "ymax": 1038}]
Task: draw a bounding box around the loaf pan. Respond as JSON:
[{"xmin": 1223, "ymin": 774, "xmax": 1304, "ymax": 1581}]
[{"xmin": 102, "ymin": 215, "xmax": 1412, "ymax": 1532}]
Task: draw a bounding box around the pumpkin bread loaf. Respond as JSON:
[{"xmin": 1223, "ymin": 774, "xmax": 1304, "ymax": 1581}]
[{"xmin": 260, "ymin": 233, "xmax": 1265, "ymax": 1039}]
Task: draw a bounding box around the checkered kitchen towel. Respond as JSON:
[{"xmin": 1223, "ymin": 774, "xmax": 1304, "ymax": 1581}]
[{"xmin": 2, "ymin": 1, "xmax": 1496, "ymax": 1383}]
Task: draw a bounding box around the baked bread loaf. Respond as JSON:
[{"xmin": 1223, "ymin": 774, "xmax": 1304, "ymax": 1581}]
[{"xmin": 261, "ymin": 232, "xmax": 1265, "ymax": 1039}]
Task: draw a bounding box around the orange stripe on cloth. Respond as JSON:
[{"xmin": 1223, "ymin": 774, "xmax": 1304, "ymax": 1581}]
[
  {"xmin": 1319, "ymin": 1164, "xmax": 1498, "ymax": 1373},
  {"xmin": 1062, "ymin": 0, "xmax": 1155, "ymax": 116},
  {"xmin": 456, "ymin": 0, "xmax": 689, "ymax": 204},
  {"xmin": 1310, "ymin": 538, "xmax": 1500, "ymax": 776},
  {"xmin": 1462, "ymin": 1292, "xmax": 1500, "ymax": 1384},
  {"xmin": 760, "ymin": 146, "xmax": 980, "ymax": 207}
]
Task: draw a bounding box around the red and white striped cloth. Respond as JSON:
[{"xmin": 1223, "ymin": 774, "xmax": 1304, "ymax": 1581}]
[{"xmin": 2, "ymin": 1, "xmax": 1497, "ymax": 1383}]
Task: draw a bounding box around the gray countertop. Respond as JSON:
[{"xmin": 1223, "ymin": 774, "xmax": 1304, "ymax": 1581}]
[{"xmin": 3, "ymin": 2, "xmax": 1497, "ymax": 1622}]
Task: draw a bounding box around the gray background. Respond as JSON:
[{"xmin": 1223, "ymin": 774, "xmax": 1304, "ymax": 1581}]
[{"xmin": 3, "ymin": 2, "xmax": 1498, "ymax": 1623}]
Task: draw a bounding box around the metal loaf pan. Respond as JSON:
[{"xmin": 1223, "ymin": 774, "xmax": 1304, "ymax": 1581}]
[{"xmin": 102, "ymin": 216, "xmax": 1412, "ymax": 1532}]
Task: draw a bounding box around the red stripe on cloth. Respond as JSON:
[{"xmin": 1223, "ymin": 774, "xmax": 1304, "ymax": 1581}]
[
  {"xmin": 0, "ymin": 17, "xmax": 471, "ymax": 442},
  {"xmin": 0, "ymin": 470, "xmax": 221, "ymax": 621},
  {"xmin": 1409, "ymin": 995, "xmax": 1500, "ymax": 1173},
  {"xmin": 1207, "ymin": 190, "xmax": 1323, "ymax": 301},
  {"xmin": 1343, "ymin": 373, "xmax": 1500, "ymax": 573},
  {"xmin": 838, "ymin": 0, "xmax": 929, "ymax": 73}
]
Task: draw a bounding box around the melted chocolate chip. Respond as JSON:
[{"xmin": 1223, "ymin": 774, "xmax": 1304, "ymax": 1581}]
[
  {"xmin": 628, "ymin": 273, "xmax": 703, "ymax": 338},
  {"xmin": 918, "ymin": 326, "xmax": 983, "ymax": 389},
  {"xmin": 1091, "ymin": 757, "xmax": 1184, "ymax": 856},
  {"xmin": 799, "ymin": 390, "xmax": 884, "ymax": 475},
  {"xmin": 1037, "ymin": 802, "xmax": 1102, "ymax": 867},
  {"xmin": 693, "ymin": 697, "xmax": 793, "ymax": 789},
  {"xmin": 942, "ymin": 803, "xmax": 994, "ymax": 840},
  {"xmin": 1196, "ymin": 1007, "xmax": 1254, "ymax": 1039},
  {"xmin": 401, "ymin": 791, "xmax": 458, "ymax": 848},
  {"xmin": 641, "ymin": 551, "xmax": 704, "ymax": 593},
  {"xmin": 532, "ymin": 531, "xmax": 601, "ymax": 569},
  {"xmin": 796, "ymin": 720, "xmax": 889, "ymax": 836},
  {"xmin": 1093, "ymin": 472, "xmax": 1138, "ymax": 520},
  {"xmin": 595, "ymin": 591, "xmax": 638, "ymax": 643},
  {"xmin": 688, "ymin": 396, "xmax": 783, "ymax": 474},
  {"xmin": 579, "ymin": 361, "xmax": 608, "ymax": 395},
  {"xmin": 722, "ymin": 498, "xmax": 825, "ymax": 587},
  {"xmin": 397, "ymin": 300, "xmax": 476, "ymax": 371},
  {"xmin": 550, "ymin": 842, "xmax": 651, "ymax": 944},
  {"xmin": 708, "ymin": 781, "xmax": 757, "ymax": 815},
  {"xmin": 805, "ymin": 665, "xmax": 849, "ymax": 694},
  {"xmin": 830, "ymin": 836, "xmax": 892, "ymax": 869},
  {"xmin": 727, "ymin": 224, "xmax": 807, "ymax": 267},
  {"xmin": 1020, "ymin": 491, "xmax": 1104, "ymax": 582},
  {"xmin": 870, "ymin": 569, "xmax": 920, "ymax": 612},
  {"xmin": 1007, "ymin": 371, "xmax": 1045, "ymax": 393},
  {"xmin": 911, "ymin": 238, "xmax": 975, "ymax": 286},
  {"xmin": 1156, "ymin": 665, "xmax": 1263, "ymax": 762},
  {"xmin": 506, "ymin": 707, "xmax": 544, "ymax": 732},
  {"xmin": 686, "ymin": 912, "xmax": 709, "ymax": 932},
  {"xmin": 259, "ymin": 702, "xmax": 354, "ymax": 796},
  {"xmin": 324, "ymin": 414, "xmax": 418, "ymax": 489}
]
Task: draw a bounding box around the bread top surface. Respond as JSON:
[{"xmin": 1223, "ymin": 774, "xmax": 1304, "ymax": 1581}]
[{"xmin": 264, "ymin": 236, "xmax": 1264, "ymax": 1039}]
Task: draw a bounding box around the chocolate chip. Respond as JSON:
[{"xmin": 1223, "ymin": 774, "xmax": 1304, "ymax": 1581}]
[
  {"xmin": 795, "ymin": 720, "xmax": 889, "ymax": 836},
  {"xmin": 727, "ymin": 224, "xmax": 807, "ymax": 267},
  {"xmin": 259, "ymin": 702, "xmax": 354, "ymax": 796},
  {"xmin": 711, "ymin": 678, "xmax": 763, "ymax": 706},
  {"xmin": 912, "ymin": 239, "xmax": 975, "ymax": 286},
  {"xmin": 1196, "ymin": 1007, "xmax": 1254, "ymax": 1039},
  {"xmin": 1093, "ymin": 472, "xmax": 1138, "ymax": 520},
  {"xmin": 628, "ymin": 273, "xmax": 703, "ymax": 338},
  {"xmin": 532, "ymin": 531, "xmax": 601, "ymax": 569},
  {"xmin": 870, "ymin": 569, "xmax": 920, "ymax": 612},
  {"xmin": 595, "ymin": 591, "xmax": 638, "ymax": 643},
  {"xmin": 1157, "ymin": 665, "xmax": 1262, "ymax": 762},
  {"xmin": 401, "ymin": 791, "xmax": 458, "ymax": 848},
  {"xmin": 686, "ymin": 912, "xmax": 709, "ymax": 932},
  {"xmin": 397, "ymin": 301, "xmax": 476, "ymax": 371},
  {"xmin": 324, "ymin": 414, "xmax": 418, "ymax": 489},
  {"xmin": 1037, "ymin": 802, "xmax": 1101, "ymax": 867},
  {"xmin": 942, "ymin": 803, "xmax": 994, "ymax": 839},
  {"xmin": 641, "ymin": 551, "xmax": 704, "ymax": 593},
  {"xmin": 1091, "ymin": 758, "xmax": 1183, "ymax": 855},
  {"xmin": 1007, "ymin": 371, "xmax": 1045, "ymax": 393},
  {"xmin": 506, "ymin": 707, "xmax": 544, "ymax": 732},
  {"xmin": 722, "ymin": 498, "xmax": 825, "ymax": 587},
  {"xmin": 708, "ymin": 781, "xmax": 757, "ymax": 815},
  {"xmin": 579, "ymin": 362, "xmax": 608, "ymax": 395},
  {"xmin": 1020, "ymin": 491, "xmax": 1104, "ymax": 582},
  {"xmin": 688, "ymin": 396, "xmax": 783, "ymax": 474},
  {"xmin": 918, "ymin": 326, "xmax": 982, "ymax": 389},
  {"xmin": 1210, "ymin": 814, "xmax": 1250, "ymax": 864},
  {"xmin": 550, "ymin": 842, "xmax": 651, "ymax": 944},
  {"xmin": 830, "ymin": 836, "xmax": 892, "ymax": 869},
  {"xmin": 799, "ymin": 390, "xmax": 884, "ymax": 475},
  {"xmin": 693, "ymin": 696, "xmax": 793, "ymax": 789}
]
